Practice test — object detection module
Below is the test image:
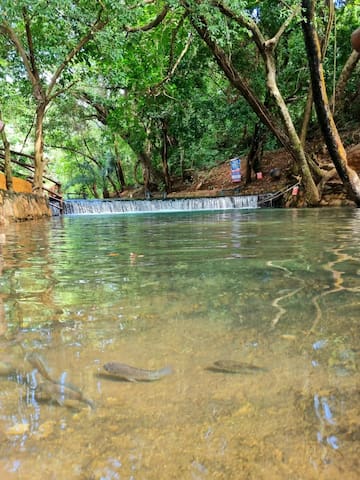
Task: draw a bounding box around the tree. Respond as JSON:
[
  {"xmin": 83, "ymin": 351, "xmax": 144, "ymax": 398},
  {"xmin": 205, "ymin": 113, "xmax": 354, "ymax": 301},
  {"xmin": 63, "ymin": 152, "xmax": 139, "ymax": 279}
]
[
  {"xmin": 178, "ymin": 1, "xmax": 320, "ymax": 204},
  {"xmin": 0, "ymin": 111, "xmax": 13, "ymax": 191},
  {"xmin": 176, "ymin": 0, "xmax": 359, "ymax": 205},
  {"xmin": 0, "ymin": 1, "xmax": 108, "ymax": 194},
  {"xmin": 1, "ymin": 0, "xmax": 359, "ymax": 204},
  {"xmin": 301, "ymin": 0, "xmax": 360, "ymax": 205}
]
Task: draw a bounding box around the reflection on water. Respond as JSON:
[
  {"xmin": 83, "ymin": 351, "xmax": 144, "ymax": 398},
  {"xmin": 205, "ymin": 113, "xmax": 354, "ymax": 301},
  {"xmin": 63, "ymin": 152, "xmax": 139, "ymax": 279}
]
[{"xmin": 0, "ymin": 208, "xmax": 359, "ymax": 479}]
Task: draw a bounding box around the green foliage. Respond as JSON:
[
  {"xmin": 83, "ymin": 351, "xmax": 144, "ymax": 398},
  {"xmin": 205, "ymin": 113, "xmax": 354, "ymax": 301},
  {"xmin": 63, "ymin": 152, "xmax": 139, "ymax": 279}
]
[{"xmin": 1, "ymin": 0, "xmax": 359, "ymax": 196}]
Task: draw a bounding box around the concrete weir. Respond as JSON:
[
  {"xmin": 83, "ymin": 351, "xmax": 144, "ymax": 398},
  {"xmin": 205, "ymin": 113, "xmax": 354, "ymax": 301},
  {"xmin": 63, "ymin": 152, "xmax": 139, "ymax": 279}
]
[{"xmin": 63, "ymin": 195, "xmax": 259, "ymax": 215}]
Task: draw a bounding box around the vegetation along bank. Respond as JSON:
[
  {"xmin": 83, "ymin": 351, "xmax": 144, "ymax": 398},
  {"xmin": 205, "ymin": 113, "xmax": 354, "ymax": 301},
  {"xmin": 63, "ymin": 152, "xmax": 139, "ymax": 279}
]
[{"xmin": 0, "ymin": 1, "xmax": 359, "ymax": 212}]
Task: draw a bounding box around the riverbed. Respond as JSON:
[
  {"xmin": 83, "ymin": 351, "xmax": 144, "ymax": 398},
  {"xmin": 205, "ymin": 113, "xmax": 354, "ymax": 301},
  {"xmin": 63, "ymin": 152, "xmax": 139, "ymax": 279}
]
[{"xmin": 0, "ymin": 208, "xmax": 359, "ymax": 479}]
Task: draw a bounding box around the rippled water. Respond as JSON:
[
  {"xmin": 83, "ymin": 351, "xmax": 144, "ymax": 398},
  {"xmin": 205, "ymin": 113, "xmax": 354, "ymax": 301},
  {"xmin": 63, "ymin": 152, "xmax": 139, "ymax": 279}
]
[{"xmin": 0, "ymin": 208, "xmax": 359, "ymax": 479}]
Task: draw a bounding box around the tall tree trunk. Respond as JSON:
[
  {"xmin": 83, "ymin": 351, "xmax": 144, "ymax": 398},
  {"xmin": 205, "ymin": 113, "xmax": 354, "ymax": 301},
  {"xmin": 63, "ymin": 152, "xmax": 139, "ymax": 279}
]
[
  {"xmin": 32, "ymin": 102, "xmax": 47, "ymax": 194},
  {"xmin": 0, "ymin": 112, "xmax": 13, "ymax": 192},
  {"xmin": 246, "ymin": 121, "xmax": 266, "ymax": 184},
  {"xmin": 161, "ymin": 119, "xmax": 171, "ymax": 192},
  {"xmin": 301, "ymin": 0, "xmax": 360, "ymax": 206},
  {"xmin": 113, "ymin": 136, "xmax": 126, "ymax": 192},
  {"xmin": 300, "ymin": 87, "xmax": 314, "ymax": 147},
  {"xmin": 264, "ymin": 51, "xmax": 319, "ymax": 204},
  {"xmin": 141, "ymin": 128, "xmax": 156, "ymax": 195},
  {"xmin": 139, "ymin": 151, "xmax": 152, "ymax": 193},
  {"xmin": 330, "ymin": 50, "xmax": 360, "ymax": 113},
  {"xmin": 300, "ymin": 0, "xmax": 334, "ymax": 145}
]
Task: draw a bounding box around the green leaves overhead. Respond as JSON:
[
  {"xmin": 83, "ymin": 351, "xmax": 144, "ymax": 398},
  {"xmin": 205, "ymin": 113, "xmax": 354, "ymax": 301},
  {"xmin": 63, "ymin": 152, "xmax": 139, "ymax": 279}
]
[{"xmin": 1, "ymin": 0, "xmax": 359, "ymax": 199}]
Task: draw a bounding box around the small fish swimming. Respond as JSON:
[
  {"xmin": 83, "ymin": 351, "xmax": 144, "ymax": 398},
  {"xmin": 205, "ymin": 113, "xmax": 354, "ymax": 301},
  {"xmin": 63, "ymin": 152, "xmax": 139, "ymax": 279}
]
[
  {"xmin": 35, "ymin": 381, "xmax": 95, "ymax": 409},
  {"xmin": 25, "ymin": 352, "xmax": 54, "ymax": 382},
  {"xmin": 207, "ymin": 360, "xmax": 267, "ymax": 374},
  {"xmin": 103, "ymin": 362, "xmax": 173, "ymax": 382},
  {"xmin": 25, "ymin": 351, "xmax": 82, "ymax": 392},
  {"xmin": 0, "ymin": 360, "xmax": 18, "ymax": 377}
]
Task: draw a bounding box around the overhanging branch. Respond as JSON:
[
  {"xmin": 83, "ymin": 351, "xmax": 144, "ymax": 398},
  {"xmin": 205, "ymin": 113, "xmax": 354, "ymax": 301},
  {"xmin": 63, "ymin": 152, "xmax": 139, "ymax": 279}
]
[
  {"xmin": 150, "ymin": 33, "xmax": 193, "ymax": 95},
  {"xmin": 126, "ymin": 6, "xmax": 169, "ymax": 32}
]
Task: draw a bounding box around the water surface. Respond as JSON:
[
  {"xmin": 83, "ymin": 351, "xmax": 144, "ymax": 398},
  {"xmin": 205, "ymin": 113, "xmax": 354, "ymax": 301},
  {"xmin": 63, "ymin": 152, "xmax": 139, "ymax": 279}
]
[{"xmin": 0, "ymin": 208, "xmax": 359, "ymax": 479}]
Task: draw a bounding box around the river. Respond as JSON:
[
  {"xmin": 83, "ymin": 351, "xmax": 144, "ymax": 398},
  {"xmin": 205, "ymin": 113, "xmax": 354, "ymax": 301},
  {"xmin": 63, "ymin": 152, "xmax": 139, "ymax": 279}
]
[{"xmin": 0, "ymin": 208, "xmax": 359, "ymax": 479}]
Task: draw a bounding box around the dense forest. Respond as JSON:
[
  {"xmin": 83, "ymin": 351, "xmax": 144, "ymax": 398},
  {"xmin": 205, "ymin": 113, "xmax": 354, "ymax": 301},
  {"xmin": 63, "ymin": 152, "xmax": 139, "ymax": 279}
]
[{"xmin": 0, "ymin": 0, "xmax": 359, "ymax": 206}]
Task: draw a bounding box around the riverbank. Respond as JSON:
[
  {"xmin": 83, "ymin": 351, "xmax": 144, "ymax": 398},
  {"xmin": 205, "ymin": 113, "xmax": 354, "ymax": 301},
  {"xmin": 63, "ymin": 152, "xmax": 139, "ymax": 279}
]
[
  {"xmin": 0, "ymin": 190, "xmax": 51, "ymax": 225},
  {"xmin": 121, "ymin": 142, "xmax": 360, "ymax": 208},
  {"xmin": 1, "ymin": 140, "xmax": 360, "ymax": 223}
]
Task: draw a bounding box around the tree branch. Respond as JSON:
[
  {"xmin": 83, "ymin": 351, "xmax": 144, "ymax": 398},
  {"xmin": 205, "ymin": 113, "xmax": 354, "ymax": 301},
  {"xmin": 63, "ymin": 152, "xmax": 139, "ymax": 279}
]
[
  {"xmin": 150, "ymin": 33, "xmax": 193, "ymax": 95},
  {"xmin": 47, "ymin": 10, "xmax": 108, "ymax": 98},
  {"xmin": 169, "ymin": 12, "xmax": 189, "ymax": 71},
  {"xmin": 78, "ymin": 92, "xmax": 110, "ymax": 124},
  {"xmin": 0, "ymin": 21, "xmax": 38, "ymax": 89},
  {"xmin": 47, "ymin": 80, "xmax": 79, "ymax": 103},
  {"xmin": 211, "ymin": 1, "xmax": 265, "ymax": 52},
  {"xmin": 22, "ymin": 7, "xmax": 38, "ymax": 79},
  {"xmin": 265, "ymin": 6, "xmax": 300, "ymax": 51},
  {"xmin": 126, "ymin": 5, "xmax": 169, "ymax": 32},
  {"xmin": 212, "ymin": 1, "xmax": 299, "ymax": 54},
  {"xmin": 48, "ymin": 144, "xmax": 97, "ymax": 163}
]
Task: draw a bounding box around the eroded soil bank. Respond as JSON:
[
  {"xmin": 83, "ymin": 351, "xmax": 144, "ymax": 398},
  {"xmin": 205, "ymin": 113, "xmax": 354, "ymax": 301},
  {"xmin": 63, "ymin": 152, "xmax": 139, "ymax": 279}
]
[{"xmin": 0, "ymin": 190, "xmax": 51, "ymax": 225}]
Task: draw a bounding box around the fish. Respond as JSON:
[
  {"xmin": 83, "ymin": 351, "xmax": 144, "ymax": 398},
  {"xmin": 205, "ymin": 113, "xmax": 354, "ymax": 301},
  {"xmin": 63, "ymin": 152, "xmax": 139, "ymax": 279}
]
[
  {"xmin": 25, "ymin": 352, "xmax": 54, "ymax": 382},
  {"xmin": 0, "ymin": 360, "xmax": 18, "ymax": 376},
  {"xmin": 0, "ymin": 359, "xmax": 30, "ymax": 385},
  {"xmin": 25, "ymin": 352, "xmax": 88, "ymax": 395},
  {"xmin": 35, "ymin": 381, "xmax": 95, "ymax": 409},
  {"xmin": 102, "ymin": 362, "xmax": 173, "ymax": 382},
  {"xmin": 25, "ymin": 351, "xmax": 82, "ymax": 392},
  {"xmin": 206, "ymin": 360, "xmax": 267, "ymax": 374}
]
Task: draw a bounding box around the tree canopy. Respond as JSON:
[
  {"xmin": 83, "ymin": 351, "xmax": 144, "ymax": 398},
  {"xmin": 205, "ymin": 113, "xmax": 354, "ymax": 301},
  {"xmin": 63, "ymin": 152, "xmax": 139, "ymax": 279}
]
[{"xmin": 0, "ymin": 0, "xmax": 359, "ymax": 205}]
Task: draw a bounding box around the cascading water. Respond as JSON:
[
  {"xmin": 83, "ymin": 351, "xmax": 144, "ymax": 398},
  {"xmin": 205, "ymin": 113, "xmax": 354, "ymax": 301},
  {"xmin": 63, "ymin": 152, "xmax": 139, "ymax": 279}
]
[{"xmin": 63, "ymin": 195, "xmax": 258, "ymax": 215}]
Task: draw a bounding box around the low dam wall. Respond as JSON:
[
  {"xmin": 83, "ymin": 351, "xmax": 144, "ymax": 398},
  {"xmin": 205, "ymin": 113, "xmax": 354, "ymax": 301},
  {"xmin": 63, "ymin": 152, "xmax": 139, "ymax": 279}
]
[{"xmin": 63, "ymin": 195, "xmax": 259, "ymax": 215}]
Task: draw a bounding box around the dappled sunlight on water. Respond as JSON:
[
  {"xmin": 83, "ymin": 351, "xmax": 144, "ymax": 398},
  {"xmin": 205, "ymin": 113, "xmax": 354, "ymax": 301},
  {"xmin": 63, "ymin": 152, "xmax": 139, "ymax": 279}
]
[{"xmin": 0, "ymin": 209, "xmax": 359, "ymax": 479}]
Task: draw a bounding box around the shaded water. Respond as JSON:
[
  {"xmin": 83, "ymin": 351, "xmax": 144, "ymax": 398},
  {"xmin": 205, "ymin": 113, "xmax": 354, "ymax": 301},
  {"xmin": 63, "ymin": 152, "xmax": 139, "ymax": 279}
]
[{"xmin": 0, "ymin": 208, "xmax": 359, "ymax": 479}]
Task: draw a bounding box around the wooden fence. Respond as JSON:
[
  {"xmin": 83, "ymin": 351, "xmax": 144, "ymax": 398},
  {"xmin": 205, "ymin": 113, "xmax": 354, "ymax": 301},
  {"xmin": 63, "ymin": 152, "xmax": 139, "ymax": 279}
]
[{"xmin": 0, "ymin": 148, "xmax": 63, "ymax": 213}]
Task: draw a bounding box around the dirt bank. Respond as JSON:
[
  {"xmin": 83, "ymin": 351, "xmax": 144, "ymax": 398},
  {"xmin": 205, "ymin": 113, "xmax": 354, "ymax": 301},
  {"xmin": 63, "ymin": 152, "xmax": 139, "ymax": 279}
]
[
  {"xmin": 0, "ymin": 190, "xmax": 51, "ymax": 224},
  {"xmin": 122, "ymin": 142, "xmax": 360, "ymax": 207}
]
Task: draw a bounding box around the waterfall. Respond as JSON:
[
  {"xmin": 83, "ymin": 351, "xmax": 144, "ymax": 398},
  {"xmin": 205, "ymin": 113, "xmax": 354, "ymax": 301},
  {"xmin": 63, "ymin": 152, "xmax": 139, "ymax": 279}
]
[{"xmin": 63, "ymin": 195, "xmax": 258, "ymax": 215}]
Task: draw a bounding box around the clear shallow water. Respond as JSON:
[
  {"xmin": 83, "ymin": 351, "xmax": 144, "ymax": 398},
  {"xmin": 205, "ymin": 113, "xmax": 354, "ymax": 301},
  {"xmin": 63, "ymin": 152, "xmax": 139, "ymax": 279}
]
[{"xmin": 0, "ymin": 208, "xmax": 359, "ymax": 479}]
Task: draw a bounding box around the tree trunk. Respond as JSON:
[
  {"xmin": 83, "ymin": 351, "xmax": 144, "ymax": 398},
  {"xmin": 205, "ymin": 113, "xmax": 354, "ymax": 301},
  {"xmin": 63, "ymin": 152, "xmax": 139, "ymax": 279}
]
[
  {"xmin": 114, "ymin": 136, "xmax": 126, "ymax": 192},
  {"xmin": 331, "ymin": 50, "xmax": 360, "ymax": 113},
  {"xmin": 104, "ymin": 175, "xmax": 120, "ymax": 196},
  {"xmin": 301, "ymin": 0, "xmax": 360, "ymax": 206},
  {"xmin": 246, "ymin": 121, "xmax": 266, "ymax": 184},
  {"xmin": 0, "ymin": 112, "xmax": 13, "ymax": 192},
  {"xmin": 91, "ymin": 184, "xmax": 99, "ymax": 198},
  {"xmin": 261, "ymin": 28, "xmax": 320, "ymax": 204},
  {"xmin": 1, "ymin": 9, "xmax": 107, "ymax": 197},
  {"xmin": 139, "ymin": 151, "xmax": 152, "ymax": 193},
  {"xmin": 300, "ymin": 86, "xmax": 313, "ymax": 146},
  {"xmin": 161, "ymin": 119, "xmax": 171, "ymax": 192},
  {"xmin": 32, "ymin": 102, "xmax": 47, "ymax": 194},
  {"xmin": 301, "ymin": 0, "xmax": 334, "ymax": 144}
]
